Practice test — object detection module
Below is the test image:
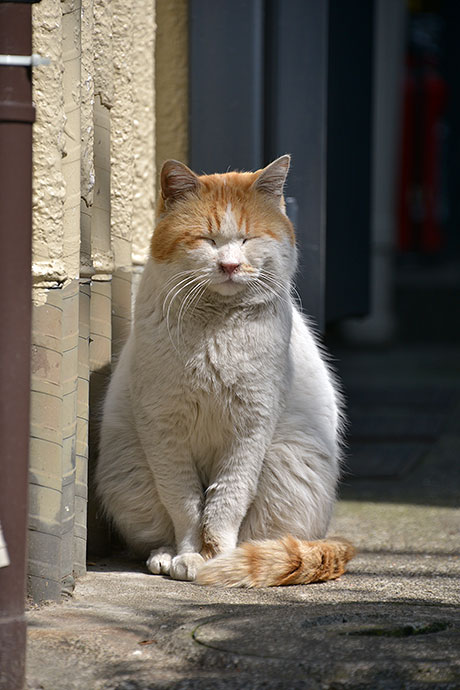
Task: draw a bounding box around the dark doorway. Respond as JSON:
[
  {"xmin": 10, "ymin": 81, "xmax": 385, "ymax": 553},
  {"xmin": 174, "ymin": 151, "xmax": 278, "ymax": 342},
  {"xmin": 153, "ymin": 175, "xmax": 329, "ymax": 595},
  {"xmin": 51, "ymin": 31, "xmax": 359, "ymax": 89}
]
[{"xmin": 189, "ymin": 0, "xmax": 374, "ymax": 328}]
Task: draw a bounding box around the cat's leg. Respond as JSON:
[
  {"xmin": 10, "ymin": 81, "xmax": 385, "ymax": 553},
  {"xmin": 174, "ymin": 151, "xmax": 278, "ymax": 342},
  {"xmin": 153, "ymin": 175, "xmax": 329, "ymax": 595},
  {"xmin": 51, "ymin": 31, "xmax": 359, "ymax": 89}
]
[
  {"xmin": 152, "ymin": 463, "xmax": 205, "ymax": 580},
  {"xmin": 97, "ymin": 336, "xmax": 176, "ymax": 563},
  {"xmin": 146, "ymin": 546, "xmax": 176, "ymax": 574},
  {"xmin": 134, "ymin": 430, "xmax": 206, "ymax": 581},
  {"xmin": 200, "ymin": 430, "xmax": 272, "ymax": 560},
  {"xmin": 97, "ymin": 412, "xmax": 175, "ymax": 561},
  {"xmin": 239, "ymin": 425, "xmax": 340, "ymax": 544}
]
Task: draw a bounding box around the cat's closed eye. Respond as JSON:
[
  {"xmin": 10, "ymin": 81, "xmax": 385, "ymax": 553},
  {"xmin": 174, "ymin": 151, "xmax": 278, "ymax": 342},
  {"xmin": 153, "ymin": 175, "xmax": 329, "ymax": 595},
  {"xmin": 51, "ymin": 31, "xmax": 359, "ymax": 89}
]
[{"xmin": 198, "ymin": 237, "xmax": 216, "ymax": 245}]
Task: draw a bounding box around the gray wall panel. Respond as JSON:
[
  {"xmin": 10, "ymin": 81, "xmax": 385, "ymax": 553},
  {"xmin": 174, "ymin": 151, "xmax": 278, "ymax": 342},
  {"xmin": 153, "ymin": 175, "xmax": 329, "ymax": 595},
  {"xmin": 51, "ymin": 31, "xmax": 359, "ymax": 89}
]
[
  {"xmin": 189, "ymin": 0, "xmax": 264, "ymax": 173},
  {"xmin": 265, "ymin": 0, "xmax": 329, "ymax": 327}
]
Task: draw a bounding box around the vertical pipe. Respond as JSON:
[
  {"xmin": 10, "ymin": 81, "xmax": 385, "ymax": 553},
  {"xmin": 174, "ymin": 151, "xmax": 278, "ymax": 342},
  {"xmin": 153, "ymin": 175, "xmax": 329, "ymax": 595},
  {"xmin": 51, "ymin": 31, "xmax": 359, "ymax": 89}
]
[
  {"xmin": 86, "ymin": 94, "xmax": 113, "ymax": 557},
  {"xmin": 60, "ymin": 0, "xmax": 82, "ymax": 593},
  {"xmin": 111, "ymin": 0, "xmax": 134, "ymax": 357},
  {"xmin": 29, "ymin": 292, "xmax": 64, "ymax": 601},
  {"xmin": 60, "ymin": 281, "xmax": 79, "ymax": 595},
  {"xmin": 28, "ymin": 0, "xmax": 66, "ymax": 602},
  {"xmin": 87, "ymin": 281, "xmax": 113, "ymax": 556},
  {"xmin": 0, "ymin": 2, "xmax": 35, "ymax": 687},
  {"xmin": 74, "ymin": 283, "xmax": 90, "ymax": 575}
]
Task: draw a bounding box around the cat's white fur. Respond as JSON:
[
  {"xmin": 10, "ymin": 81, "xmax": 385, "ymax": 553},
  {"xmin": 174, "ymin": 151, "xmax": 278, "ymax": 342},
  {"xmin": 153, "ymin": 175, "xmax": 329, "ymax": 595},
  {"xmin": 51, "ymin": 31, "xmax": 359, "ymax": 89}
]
[{"xmin": 96, "ymin": 157, "xmax": 342, "ymax": 582}]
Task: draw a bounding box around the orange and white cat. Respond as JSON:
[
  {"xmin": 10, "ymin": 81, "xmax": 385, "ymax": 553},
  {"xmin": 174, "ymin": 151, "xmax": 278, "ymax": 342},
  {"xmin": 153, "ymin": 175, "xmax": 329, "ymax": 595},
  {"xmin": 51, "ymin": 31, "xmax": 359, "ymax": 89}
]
[{"xmin": 96, "ymin": 156, "xmax": 355, "ymax": 586}]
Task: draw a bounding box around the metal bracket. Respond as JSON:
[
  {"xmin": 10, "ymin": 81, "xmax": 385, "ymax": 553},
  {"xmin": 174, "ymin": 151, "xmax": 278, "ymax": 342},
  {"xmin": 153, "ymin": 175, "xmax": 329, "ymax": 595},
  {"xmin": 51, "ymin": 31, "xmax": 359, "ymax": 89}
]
[{"xmin": 0, "ymin": 54, "xmax": 50, "ymax": 67}]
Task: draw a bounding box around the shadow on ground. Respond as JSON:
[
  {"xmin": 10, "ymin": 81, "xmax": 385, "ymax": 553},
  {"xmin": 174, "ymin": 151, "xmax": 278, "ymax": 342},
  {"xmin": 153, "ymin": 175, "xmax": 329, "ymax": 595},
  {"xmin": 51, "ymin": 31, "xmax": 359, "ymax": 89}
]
[
  {"xmin": 27, "ymin": 584, "xmax": 460, "ymax": 690},
  {"xmin": 328, "ymin": 343, "xmax": 460, "ymax": 508}
]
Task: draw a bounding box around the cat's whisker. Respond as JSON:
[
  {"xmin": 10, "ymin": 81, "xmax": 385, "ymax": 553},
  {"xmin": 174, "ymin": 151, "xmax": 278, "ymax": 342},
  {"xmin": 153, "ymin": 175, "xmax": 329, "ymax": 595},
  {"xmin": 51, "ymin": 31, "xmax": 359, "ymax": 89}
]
[
  {"xmin": 159, "ymin": 268, "xmax": 198, "ymax": 288},
  {"xmin": 258, "ymin": 271, "xmax": 286, "ymax": 289},
  {"xmin": 247, "ymin": 281, "xmax": 264, "ymax": 300},
  {"xmin": 260, "ymin": 269, "xmax": 303, "ymax": 311},
  {"xmin": 248, "ymin": 281, "xmax": 278, "ymax": 310},
  {"xmin": 157, "ymin": 271, "xmax": 201, "ymax": 313},
  {"xmin": 290, "ymin": 285, "xmax": 304, "ymax": 312},
  {"xmin": 185, "ymin": 279, "xmax": 211, "ymax": 321},
  {"xmin": 165, "ymin": 275, "xmax": 207, "ymax": 354},
  {"xmin": 163, "ymin": 272, "xmax": 209, "ymax": 318},
  {"xmin": 258, "ymin": 272, "xmax": 294, "ymax": 305},
  {"xmin": 176, "ymin": 278, "xmax": 209, "ymax": 348},
  {"xmin": 158, "ymin": 270, "xmax": 200, "ymax": 299},
  {"xmin": 164, "ymin": 280, "xmax": 195, "ymax": 349},
  {"xmin": 164, "ymin": 271, "xmax": 210, "ymax": 354},
  {"xmin": 258, "ymin": 270, "xmax": 290, "ymax": 294},
  {"xmin": 252, "ymin": 277, "xmax": 292, "ymax": 307},
  {"xmin": 176, "ymin": 282, "xmax": 207, "ymax": 350},
  {"xmin": 162, "ymin": 272, "xmax": 205, "ymax": 316}
]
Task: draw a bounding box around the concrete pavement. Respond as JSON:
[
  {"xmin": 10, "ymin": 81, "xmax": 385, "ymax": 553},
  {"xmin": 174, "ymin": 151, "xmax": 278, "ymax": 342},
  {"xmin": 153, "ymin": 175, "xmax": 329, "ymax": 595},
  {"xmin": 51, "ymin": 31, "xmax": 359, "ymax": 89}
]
[{"xmin": 26, "ymin": 344, "xmax": 460, "ymax": 689}]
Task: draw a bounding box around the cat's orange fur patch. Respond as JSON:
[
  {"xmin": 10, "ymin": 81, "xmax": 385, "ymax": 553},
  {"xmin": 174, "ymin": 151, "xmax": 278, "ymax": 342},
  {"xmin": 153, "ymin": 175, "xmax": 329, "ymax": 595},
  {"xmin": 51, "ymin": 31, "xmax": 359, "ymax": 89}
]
[
  {"xmin": 196, "ymin": 536, "xmax": 356, "ymax": 588},
  {"xmin": 151, "ymin": 170, "xmax": 295, "ymax": 262},
  {"xmin": 200, "ymin": 527, "xmax": 220, "ymax": 560}
]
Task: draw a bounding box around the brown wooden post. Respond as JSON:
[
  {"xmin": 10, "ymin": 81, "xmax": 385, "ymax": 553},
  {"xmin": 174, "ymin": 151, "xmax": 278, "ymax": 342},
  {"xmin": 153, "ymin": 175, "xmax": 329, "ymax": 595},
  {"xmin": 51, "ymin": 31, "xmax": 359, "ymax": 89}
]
[{"xmin": 0, "ymin": 2, "xmax": 37, "ymax": 687}]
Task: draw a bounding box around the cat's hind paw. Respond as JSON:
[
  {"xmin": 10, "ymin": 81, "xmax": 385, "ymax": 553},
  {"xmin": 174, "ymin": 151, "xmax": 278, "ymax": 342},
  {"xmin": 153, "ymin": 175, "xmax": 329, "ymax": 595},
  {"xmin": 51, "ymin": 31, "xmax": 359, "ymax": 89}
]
[
  {"xmin": 170, "ymin": 552, "xmax": 205, "ymax": 581},
  {"xmin": 146, "ymin": 546, "xmax": 176, "ymax": 575}
]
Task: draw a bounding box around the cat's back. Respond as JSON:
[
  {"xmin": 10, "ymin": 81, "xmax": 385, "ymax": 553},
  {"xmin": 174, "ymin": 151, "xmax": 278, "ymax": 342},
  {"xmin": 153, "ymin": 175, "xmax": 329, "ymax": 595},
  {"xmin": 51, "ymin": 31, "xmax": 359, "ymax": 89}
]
[
  {"xmin": 285, "ymin": 304, "xmax": 340, "ymax": 445},
  {"xmin": 289, "ymin": 306, "xmax": 329, "ymax": 381}
]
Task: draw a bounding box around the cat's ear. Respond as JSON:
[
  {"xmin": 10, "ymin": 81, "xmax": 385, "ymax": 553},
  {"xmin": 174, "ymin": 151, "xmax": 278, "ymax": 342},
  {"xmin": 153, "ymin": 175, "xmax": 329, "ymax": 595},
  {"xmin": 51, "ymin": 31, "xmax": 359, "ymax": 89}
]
[
  {"xmin": 253, "ymin": 155, "xmax": 290, "ymax": 200},
  {"xmin": 161, "ymin": 160, "xmax": 200, "ymax": 204}
]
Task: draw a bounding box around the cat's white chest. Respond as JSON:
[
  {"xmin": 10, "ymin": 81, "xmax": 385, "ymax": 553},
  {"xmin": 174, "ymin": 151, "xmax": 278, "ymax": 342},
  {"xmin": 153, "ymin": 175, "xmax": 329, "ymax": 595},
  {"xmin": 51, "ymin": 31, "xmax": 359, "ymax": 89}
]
[
  {"xmin": 181, "ymin": 311, "xmax": 281, "ymax": 394},
  {"xmin": 184, "ymin": 332, "xmax": 244, "ymax": 391}
]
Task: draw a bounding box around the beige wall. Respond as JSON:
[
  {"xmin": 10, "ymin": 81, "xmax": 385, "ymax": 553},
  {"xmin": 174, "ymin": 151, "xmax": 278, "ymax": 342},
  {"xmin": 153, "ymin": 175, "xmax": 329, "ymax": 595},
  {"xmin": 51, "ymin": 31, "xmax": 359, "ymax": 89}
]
[
  {"xmin": 30, "ymin": 0, "xmax": 160, "ymax": 601},
  {"xmin": 29, "ymin": 0, "xmax": 189, "ymax": 602},
  {"xmin": 155, "ymin": 0, "xmax": 189, "ymax": 178}
]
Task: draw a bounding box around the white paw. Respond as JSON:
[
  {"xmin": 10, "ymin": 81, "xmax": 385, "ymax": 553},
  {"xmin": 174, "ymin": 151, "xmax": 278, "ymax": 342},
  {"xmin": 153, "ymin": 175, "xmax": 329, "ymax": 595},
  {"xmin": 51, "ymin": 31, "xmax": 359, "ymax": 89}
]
[
  {"xmin": 170, "ymin": 552, "xmax": 205, "ymax": 581},
  {"xmin": 146, "ymin": 546, "xmax": 176, "ymax": 575}
]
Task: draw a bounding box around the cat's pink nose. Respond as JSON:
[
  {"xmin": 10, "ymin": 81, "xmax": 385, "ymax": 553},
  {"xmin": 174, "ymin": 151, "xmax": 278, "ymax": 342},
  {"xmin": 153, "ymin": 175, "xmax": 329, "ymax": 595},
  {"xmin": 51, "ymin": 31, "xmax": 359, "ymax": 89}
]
[{"xmin": 219, "ymin": 262, "xmax": 240, "ymax": 276}]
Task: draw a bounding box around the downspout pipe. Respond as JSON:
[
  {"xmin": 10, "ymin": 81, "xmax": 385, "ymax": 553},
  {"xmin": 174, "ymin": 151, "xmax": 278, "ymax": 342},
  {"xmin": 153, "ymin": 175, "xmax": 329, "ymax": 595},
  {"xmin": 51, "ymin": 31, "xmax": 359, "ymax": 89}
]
[{"xmin": 0, "ymin": 1, "xmax": 40, "ymax": 688}]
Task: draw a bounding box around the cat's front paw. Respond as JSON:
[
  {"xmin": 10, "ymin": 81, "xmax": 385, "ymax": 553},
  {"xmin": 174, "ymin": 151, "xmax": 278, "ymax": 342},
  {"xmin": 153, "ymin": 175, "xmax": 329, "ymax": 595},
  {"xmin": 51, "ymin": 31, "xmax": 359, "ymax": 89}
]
[
  {"xmin": 170, "ymin": 552, "xmax": 205, "ymax": 581},
  {"xmin": 146, "ymin": 546, "xmax": 176, "ymax": 575}
]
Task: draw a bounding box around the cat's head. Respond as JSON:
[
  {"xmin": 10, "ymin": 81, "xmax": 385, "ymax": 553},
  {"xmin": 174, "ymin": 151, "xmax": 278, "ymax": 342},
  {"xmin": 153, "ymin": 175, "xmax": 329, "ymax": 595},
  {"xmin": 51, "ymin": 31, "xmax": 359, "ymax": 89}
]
[{"xmin": 151, "ymin": 156, "xmax": 296, "ymax": 300}]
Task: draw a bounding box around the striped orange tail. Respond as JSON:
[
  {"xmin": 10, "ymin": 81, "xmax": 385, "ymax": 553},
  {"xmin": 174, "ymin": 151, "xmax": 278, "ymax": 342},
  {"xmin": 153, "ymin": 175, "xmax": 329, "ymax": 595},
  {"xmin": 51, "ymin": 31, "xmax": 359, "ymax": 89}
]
[{"xmin": 196, "ymin": 536, "xmax": 356, "ymax": 588}]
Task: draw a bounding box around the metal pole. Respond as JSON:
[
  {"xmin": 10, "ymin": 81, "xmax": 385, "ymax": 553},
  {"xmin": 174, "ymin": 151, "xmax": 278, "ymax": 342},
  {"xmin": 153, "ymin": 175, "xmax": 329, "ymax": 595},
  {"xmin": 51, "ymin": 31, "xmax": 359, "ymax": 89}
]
[{"xmin": 0, "ymin": 2, "xmax": 36, "ymax": 688}]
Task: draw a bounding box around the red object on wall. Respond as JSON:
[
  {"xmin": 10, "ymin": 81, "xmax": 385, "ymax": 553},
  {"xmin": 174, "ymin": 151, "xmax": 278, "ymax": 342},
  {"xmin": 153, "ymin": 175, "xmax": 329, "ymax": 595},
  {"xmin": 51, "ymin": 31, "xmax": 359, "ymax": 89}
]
[
  {"xmin": 399, "ymin": 56, "xmax": 416, "ymax": 253},
  {"xmin": 422, "ymin": 60, "xmax": 446, "ymax": 252},
  {"xmin": 398, "ymin": 53, "xmax": 447, "ymax": 253}
]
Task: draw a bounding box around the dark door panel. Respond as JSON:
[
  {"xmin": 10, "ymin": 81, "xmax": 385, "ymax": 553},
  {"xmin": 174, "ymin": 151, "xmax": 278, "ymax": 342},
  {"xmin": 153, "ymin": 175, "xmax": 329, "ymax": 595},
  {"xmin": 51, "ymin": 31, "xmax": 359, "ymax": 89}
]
[
  {"xmin": 264, "ymin": 0, "xmax": 329, "ymax": 326},
  {"xmin": 189, "ymin": 0, "xmax": 265, "ymax": 173},
  {"xmin": 325, "ymin": 0, "xmax": 373, "ymax": 323},
  {"xmin": 189, "ymin": 0, "xmax": 373, "ymax": 329}
]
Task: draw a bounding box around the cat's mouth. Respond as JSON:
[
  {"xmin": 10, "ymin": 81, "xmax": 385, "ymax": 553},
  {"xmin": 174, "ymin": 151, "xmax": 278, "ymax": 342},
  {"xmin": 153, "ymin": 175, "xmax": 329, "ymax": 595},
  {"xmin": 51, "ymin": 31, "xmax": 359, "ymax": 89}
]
[{"xmin": 209, "ymin": 275, "xmax": 248, "ymax": 295}]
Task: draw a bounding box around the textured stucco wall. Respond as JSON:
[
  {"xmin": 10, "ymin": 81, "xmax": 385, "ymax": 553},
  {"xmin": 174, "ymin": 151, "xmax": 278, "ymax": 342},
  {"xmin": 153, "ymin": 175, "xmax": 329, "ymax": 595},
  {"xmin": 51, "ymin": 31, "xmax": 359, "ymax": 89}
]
[
  {"xmin": 32, "ymin": 0, "xmax": 66, "ymax": 289},
  {"xmin": 29, "ymin": 0, "xmax": 187, "ymax": 600},
  {"xmin": 30, "ymin": 0, "xmax": 158, "ymax": 600},
  {"xmin": 31, "ymin": 0, "xmax": 81, "ymax": 601},
  {"xmin": 80, "ymin": 0, "xmax": 95, "ymax": 281},
  {"xmin": 132, "ymin": 1, "xmax": 156, "ymax": 267},
  {"xmin": 155, "ymin": 0, "xmax": 189, "ymax": 178}
]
